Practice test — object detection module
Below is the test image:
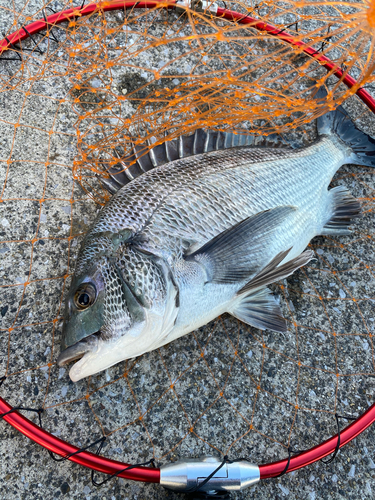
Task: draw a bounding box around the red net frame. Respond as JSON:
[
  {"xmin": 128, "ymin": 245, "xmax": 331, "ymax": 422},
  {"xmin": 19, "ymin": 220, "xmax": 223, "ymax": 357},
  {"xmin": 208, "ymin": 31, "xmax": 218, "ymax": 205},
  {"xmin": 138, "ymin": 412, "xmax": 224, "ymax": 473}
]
[{"xmin": 0, "ymin": 0, "xmax": 375, "ymax": 486}]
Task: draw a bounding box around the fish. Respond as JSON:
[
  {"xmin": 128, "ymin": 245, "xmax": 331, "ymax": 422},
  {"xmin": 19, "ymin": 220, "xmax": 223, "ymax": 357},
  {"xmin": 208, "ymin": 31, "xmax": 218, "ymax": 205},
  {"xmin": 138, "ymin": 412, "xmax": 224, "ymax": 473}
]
[{"xmin": 57, "ymin": 89, "xmax": 375, "ymax": 382}]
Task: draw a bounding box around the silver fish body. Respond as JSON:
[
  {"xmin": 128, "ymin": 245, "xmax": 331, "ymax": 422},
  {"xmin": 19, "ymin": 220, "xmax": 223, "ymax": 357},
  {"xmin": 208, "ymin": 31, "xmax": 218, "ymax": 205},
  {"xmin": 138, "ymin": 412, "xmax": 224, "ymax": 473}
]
[{"xmin": 58, "ymin": 99, "xmax": 373, "ymax": 382}]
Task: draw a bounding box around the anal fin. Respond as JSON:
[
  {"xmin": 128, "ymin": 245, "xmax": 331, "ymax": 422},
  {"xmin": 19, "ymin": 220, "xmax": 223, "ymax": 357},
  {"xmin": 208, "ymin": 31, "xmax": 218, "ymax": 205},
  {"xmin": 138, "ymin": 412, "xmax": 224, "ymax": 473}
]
[
  {"xmin": 322, "ymin": 186, "xmax": 361, "ymax": 236},
  {"xmin": 229, "ymin": 287, "xmax": 287, "ymax": 333}
]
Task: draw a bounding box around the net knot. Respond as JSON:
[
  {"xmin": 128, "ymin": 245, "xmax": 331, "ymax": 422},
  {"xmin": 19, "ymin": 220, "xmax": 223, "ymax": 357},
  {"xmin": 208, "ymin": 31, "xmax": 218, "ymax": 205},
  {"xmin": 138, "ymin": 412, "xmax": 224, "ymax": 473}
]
[
  {"xmin": 91, "ymin": 440, "xmax": 156, "ymax": 488},
  {"xmin": 49, "ymin": 435, "xmax": 107, "ymax": 462},
  {"xmin": 321, "ymin": 413, "xmax": 356, "ymax": 465}
]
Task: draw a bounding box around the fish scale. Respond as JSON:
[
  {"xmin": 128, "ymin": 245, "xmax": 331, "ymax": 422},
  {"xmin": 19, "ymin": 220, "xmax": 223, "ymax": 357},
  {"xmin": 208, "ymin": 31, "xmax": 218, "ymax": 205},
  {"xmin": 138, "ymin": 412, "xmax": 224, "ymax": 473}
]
[
  {"xmin": 86, "ymin": 138, "xmax": 341, "ymax": 266},
  {"xmin": 121, "ymin": 138, "xmax": 342, "ymax": 262},
  {"xmin": 116, "ymin": 247, "xmax": 167, "ymax": 308},
  {"xmin": 92, "ymin": 147, "xmax": 292, "ymax": 234},
  {"xmin": 58, "ymin": 97, "xmax": 373, "ymax": 381}
]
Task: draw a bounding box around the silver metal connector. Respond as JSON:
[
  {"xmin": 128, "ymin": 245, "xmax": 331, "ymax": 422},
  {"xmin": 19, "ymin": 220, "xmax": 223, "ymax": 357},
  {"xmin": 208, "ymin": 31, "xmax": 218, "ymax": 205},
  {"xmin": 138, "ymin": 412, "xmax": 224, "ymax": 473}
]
[
  {"xmin": 175, "ymin": 0, "xmax": 218, "ymax": 14},
  {"xmin": 160, "ymin": 456, "xmax": 260, "ymax": 493}
]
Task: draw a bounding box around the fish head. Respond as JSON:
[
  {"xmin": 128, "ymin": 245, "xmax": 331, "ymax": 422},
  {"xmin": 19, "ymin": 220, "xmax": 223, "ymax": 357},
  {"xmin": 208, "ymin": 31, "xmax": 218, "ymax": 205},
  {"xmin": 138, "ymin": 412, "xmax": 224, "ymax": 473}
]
[
  {"xmin": 60, "ymin": 271, "xmax": 105, "ymax": 351},
  {"xmin": 58, "ymin": 235, "xmax": 179, "ymax": 382}
]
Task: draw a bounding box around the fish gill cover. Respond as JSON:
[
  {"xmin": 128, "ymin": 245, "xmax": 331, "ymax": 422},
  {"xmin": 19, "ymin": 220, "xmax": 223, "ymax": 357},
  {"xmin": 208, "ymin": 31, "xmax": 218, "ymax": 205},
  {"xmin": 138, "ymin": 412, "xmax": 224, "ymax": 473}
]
[{"xmin": 0, "ymin": 0, "xmax": 375, "ymax": 498}]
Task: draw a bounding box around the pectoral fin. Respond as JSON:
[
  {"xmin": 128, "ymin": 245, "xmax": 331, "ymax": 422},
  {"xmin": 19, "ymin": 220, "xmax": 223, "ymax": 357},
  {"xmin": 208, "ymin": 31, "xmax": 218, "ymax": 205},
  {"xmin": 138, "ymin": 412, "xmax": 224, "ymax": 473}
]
[
  {"xmin": 185, "ymin": 206, "xmax": 297, "ymax": 284},
  {"xmin": 238, "ymin": 248, "xmax": 314, "ymax": 294},
  {"xmin": 229, "ymin": 287, "xmax": 287, "ymax": 332}
]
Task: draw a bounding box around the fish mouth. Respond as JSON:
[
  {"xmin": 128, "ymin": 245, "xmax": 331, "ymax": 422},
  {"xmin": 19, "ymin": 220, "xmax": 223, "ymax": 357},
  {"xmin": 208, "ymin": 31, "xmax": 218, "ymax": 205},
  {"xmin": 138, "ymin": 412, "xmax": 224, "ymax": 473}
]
[{"xmin": 57, "ymin": 333, "xmax": 99, "ymax": 367}]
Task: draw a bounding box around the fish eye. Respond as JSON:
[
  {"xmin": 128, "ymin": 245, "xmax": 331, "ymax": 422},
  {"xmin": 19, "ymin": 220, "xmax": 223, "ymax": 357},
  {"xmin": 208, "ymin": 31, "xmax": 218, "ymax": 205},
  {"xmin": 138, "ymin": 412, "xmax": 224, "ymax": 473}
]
[{"xmin": 74, "ymin": 283, "xmax": 96, "ymax": 310}]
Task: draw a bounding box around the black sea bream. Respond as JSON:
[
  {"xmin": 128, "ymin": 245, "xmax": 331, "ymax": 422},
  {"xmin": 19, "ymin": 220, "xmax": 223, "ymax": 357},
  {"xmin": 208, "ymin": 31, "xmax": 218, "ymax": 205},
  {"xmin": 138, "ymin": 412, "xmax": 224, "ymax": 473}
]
[{"xmin": 57, "ymin": 92, "xmax": 375, "ymax": 382}]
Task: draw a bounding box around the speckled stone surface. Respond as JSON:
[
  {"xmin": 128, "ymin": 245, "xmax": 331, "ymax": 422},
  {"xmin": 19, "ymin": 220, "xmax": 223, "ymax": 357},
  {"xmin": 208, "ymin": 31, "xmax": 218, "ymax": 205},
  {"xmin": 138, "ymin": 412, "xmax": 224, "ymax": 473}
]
[{"xmin": 1, "ymin": 2, "xmax": 375, "ymax": 500}]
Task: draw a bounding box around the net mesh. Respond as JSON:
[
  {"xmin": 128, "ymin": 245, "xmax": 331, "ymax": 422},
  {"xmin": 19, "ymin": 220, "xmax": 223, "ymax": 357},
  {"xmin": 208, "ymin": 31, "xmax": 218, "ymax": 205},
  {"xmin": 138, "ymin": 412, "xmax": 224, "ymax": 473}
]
[{"xmin": 0, "ymin": 0, "xmax": 375, "ymax": 494}]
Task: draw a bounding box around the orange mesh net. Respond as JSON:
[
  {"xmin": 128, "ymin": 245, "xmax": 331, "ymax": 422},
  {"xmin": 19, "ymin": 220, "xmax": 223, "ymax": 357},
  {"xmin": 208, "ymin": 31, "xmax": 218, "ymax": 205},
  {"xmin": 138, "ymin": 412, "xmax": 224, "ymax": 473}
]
[
  {"xmin": 0, "ymin": 0, "xmax": 375, "ymax": 489},
  {"xmin": 70, "ymin": 0, "xmax": 375, "ymax": 201}
]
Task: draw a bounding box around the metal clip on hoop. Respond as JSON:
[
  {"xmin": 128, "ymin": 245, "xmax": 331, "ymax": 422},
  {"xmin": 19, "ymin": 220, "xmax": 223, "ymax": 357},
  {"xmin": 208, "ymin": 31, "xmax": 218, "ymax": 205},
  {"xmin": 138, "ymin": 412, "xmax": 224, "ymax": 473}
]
[
  {"xmin": 175, "ymin": 0, "xmax": 218, "ymax": 14},
  {"xmin": 160, "ymin": 456, "xmax": 260, "ymax": 494}
]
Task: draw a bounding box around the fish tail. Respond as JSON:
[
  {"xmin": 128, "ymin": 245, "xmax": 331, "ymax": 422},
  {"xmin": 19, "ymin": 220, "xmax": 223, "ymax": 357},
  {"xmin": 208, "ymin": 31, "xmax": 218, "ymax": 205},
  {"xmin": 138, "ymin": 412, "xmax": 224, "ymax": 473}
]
[{"xmin": 317, "ymin": 91, "xmax": 375, "ymax": 168}]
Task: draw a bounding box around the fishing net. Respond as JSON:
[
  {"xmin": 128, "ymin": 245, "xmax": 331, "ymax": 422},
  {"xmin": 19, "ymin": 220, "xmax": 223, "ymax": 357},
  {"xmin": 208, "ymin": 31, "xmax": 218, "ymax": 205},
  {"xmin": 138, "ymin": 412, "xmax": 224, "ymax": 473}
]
[{"xmin": 0, "ymin": 0, "xmax": 375, "ymax": 498}]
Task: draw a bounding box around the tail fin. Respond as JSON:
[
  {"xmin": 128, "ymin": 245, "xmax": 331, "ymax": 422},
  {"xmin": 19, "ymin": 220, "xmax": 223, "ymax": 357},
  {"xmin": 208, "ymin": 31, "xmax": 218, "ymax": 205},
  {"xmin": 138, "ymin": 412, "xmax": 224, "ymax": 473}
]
[{"xmin": 317, "ymin": 88, "xmax": 375, "ymax": 168}]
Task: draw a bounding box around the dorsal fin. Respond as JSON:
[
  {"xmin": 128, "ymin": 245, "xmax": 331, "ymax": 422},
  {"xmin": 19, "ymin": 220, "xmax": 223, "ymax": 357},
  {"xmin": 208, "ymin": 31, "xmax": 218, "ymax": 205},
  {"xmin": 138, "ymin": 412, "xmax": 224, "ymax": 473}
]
[{"xmin": 99, "ymin": 129, "xmax": 293, "ymax": 195}]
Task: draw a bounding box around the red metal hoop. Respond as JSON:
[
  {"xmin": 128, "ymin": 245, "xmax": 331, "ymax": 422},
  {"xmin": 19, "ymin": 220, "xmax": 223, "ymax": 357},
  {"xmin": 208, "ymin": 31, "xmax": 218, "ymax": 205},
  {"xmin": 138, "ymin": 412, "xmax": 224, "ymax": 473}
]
[
  {"xmin": 1, "ymin": 0, "xmax": 375, "ymax": 484},
  {"xmin": 259, "ymin": 402, "xmax": 375, "ymax": 478},
  {"xmin": 0, "ymin": 396, "xmax": 160, "ymax": 482}
]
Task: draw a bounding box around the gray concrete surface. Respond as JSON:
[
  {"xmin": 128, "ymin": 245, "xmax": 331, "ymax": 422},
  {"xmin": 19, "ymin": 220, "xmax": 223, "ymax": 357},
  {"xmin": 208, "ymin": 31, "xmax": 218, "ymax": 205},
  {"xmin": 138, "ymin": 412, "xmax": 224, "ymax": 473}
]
[{"xmin": 1, "ymin": 1, "xmax": 375, "ymax": 499}]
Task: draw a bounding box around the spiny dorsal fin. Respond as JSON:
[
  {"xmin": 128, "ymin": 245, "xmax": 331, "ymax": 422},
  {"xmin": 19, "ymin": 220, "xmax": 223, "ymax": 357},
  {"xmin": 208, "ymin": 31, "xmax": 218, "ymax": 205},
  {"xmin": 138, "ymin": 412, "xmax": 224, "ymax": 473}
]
[
  {"xmin": 185, "ymin": 206, "xmax": 297, "ymax": 284},
  {"xmin": 100, "ymin": 129, "xmax": 293, "ymax": 194}
]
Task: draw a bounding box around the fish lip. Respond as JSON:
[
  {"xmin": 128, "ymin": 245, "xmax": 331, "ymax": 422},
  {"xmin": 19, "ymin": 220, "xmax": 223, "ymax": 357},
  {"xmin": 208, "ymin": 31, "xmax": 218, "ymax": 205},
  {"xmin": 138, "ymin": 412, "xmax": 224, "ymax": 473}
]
[{"xmin": 57, "ymin": 333, "xmax": 99, "ymax": 367}]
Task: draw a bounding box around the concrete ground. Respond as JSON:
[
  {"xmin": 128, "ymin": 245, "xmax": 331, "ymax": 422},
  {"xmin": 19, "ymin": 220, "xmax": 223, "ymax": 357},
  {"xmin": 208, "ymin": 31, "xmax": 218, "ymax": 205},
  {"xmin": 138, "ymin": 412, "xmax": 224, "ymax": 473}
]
[{"xmin": 0, "ymin": 1, "xmax": 375, "ymax": 499}]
